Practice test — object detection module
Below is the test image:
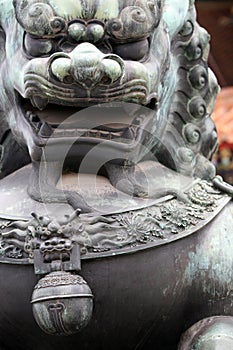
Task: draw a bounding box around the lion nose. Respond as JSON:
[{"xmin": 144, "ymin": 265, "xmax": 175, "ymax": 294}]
[{"xmin": 50, "ymin": 43, "xmax": 124, "ymax": 87}]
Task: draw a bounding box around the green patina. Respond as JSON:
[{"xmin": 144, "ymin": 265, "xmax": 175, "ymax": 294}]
[
  {"xmin": 163, "ymin": 0, "xmax": 190, "ymax": 37},
  {"xmin": 94, "ymin": 0, "xmax": 119, "ymax": 20},
  {"xmin": 49, "ymin": 0, "xmax": 83, "ymax": 20},
  {"xmin": 183, "ymin": 206, "xmax": 233, "ymax": 305},
  {"xmin": 40, "ymin": 0, "xmax": 120, "ymax": 20}
]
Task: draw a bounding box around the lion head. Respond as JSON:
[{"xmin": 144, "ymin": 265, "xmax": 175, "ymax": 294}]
[{"xmin": 0, "ymin": 0, "xmax": 219, "ymax": 211}]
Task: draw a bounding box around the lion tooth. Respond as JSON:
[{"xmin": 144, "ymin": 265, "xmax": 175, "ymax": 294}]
[
  {"xmin": 38, "ymin": 122, "xmax": 52, "ymax": 137},
  {"xmin": 31, "ymin": 96, "xmax": 48, "ymax": 111}
]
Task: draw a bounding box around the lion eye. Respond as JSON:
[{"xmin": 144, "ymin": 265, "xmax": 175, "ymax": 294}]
[
  {"xmin": 112, "ymin": 38, "xmax": 149, "ymax": 61},
  {"xmin": 24, "ymin": 33, "xmax": 54, "ymax": 57}
]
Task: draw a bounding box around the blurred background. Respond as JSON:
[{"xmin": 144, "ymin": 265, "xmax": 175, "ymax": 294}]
[{"xmin": 196, "ymin": 0, "xmax": 233, "ymax": 183}]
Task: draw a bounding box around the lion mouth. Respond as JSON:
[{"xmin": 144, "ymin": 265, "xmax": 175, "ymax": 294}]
[{"xmin": 20, "ymin": 93, "xmax": 158, "ymax": 148}]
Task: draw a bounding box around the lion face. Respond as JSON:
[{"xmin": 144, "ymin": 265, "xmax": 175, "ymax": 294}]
[
  {"xmin": 0, "ymin": 0, "xmax": 218, "ymax": 184},
  {"xmin": 0, "ymin": 0, "xmax": 173, "ymax": 165}
]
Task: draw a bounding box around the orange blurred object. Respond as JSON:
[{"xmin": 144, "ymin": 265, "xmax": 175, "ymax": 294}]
[
  {"xmin": 212, "ymin": 87, "xmax": 233, "ymax": 184},
  {"xmin": 212, "ymin": 87, "xmax": 233, "ymax": 147}
]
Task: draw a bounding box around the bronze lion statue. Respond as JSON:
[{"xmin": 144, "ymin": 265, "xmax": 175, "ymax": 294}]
[{"xmin": 0, "ymin": 0, "xmax": 233, "ymax": 349}]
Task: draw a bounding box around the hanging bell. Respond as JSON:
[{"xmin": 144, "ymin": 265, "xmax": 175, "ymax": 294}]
[{"xmin": 31, "ymin": 271, "xmax": 93, "ymax": 336}]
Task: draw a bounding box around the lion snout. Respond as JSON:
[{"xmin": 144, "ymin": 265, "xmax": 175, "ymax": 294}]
[{"xmin": 49, "ymin": 43, "xmax": 125, "ymax": 88}]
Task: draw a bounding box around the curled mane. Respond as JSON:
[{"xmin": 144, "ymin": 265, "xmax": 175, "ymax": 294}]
[{"xmin": 157, "ymin": 1, "xmax": 219, "ymax": 180}]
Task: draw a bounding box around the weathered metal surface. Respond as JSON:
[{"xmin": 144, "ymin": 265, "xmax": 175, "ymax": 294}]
[
  {"xmin": 0, "ymin": 203, "xmax": 233, "ymax": 349},
  {"xmin": 0, "ymin": 0, "xmax": 232, "ymax": 348},
  {"xmin": 178, "ymin": 317, "xmax": 233, "ymax": 349}
]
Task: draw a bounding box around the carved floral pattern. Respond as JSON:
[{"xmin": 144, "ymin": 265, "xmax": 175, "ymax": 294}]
[
  {"xmin": 34, "ymin": 272, "xmax": 87, "ymax": 289},
  {"xmin": 0, "ymin": 181, "xmax": 226, "ymax": 263}
]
